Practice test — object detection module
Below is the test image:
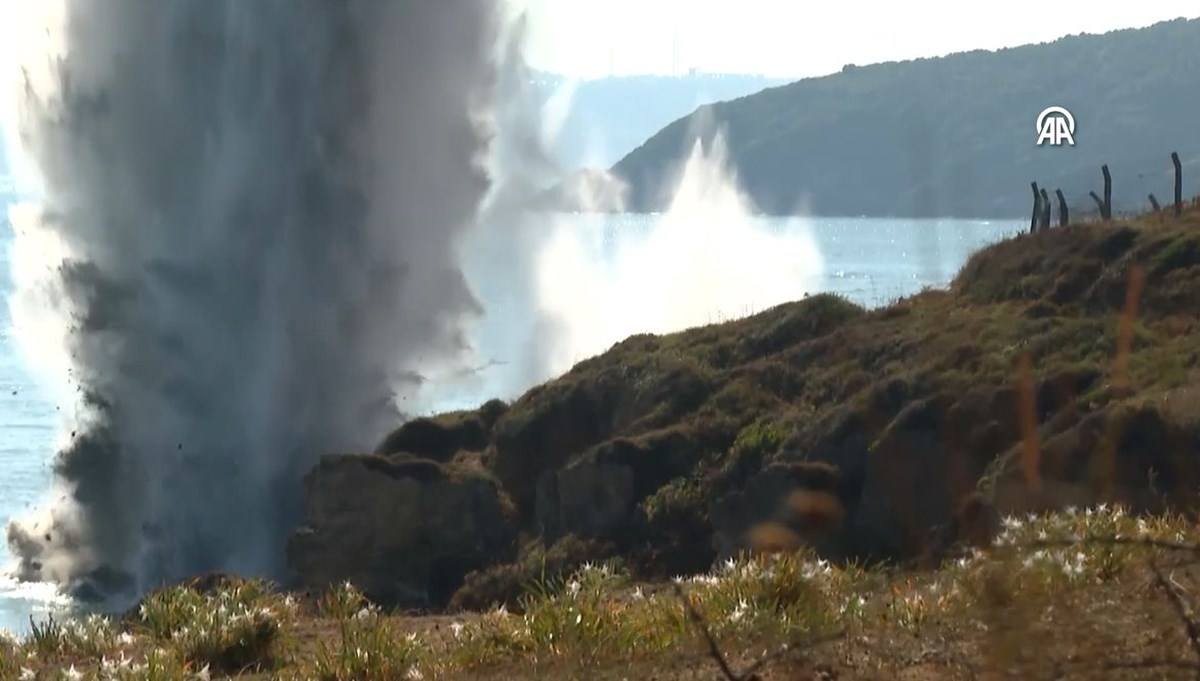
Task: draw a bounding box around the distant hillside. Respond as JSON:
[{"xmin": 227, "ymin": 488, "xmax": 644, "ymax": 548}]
[
  {"xmin": 532, "ymin": 71, "xmax": 789, "ymax": 169},
  {"xmin": 611, "ymin": 18, "xmax": 1200, "ymax": 219}
]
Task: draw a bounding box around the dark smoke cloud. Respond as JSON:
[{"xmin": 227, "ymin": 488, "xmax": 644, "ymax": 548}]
[{"xmin": 6, "ymin": 0, "xmax": 500, "ymax": 602}]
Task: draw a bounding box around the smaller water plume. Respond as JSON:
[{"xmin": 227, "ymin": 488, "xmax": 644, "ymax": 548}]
[
  {"xmin": 431, "ymin": 22, "xmax": 825, "ymax": 402},
  {"xmin": 531, "ymin": 131, "xmax": 825, "ymax": 375}
]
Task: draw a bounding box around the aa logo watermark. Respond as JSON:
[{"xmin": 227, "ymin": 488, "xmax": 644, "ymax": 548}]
[{"xmin": 1036, "ymin": 106, "xmax": 1075, "ymax": 146}]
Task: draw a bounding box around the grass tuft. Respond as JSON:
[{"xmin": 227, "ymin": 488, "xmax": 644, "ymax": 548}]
[{"xmin": 132, "ymin": 578, "xmax": 293, "ymax": 675}]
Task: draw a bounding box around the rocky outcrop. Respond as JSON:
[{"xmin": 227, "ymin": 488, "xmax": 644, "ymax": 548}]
[
  {"xmin": 993, "ymin": 402, "xmax": 1200, "ymax": 516},
  {"xmin": 704, "ymin": 367, "xmax": 1187, "ymax": 565},
  {"xmin": 486, "ymin": 296, "xmax": 865, "ymax": 524},
  {"xmin": 287, "ymin": 213, "xmax": 1200, "ymax": 612},
  {"xmin": 286, "ymin": 453, "xmax": 517, "ymax": 609},
  {"xmin": 486, "ymin": 351, "xmax": 720, "ymax": 520},
  {"xmin": 374, "ymin": 399, "xmax": 507, "ymax": 461},
  {"xmin": 534, "ymin": 427, "xmax": 722, "ymax": 542},
  {"xmin": 711, "ymin": 461, "xmax": 858, "ymax": 561}
]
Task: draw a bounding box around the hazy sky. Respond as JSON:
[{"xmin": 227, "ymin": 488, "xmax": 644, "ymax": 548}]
[{"xmin": 510, "ymin": 1, "xmax": 1200, "ymax": 79}]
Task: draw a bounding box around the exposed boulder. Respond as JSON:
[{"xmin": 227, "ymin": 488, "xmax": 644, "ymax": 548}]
[
  {"xmin": 710, "ymin": 373, "xmax": 1104, "ymax": 565},
  {"xmin": 847, "ymin": 393, "xmax": 1006, "ymax": 560},
  {"xmin": 536, "ymin": 457, "xmax": 635, "ymax": 543},
  {"xmin": 711, "ymin": 461, "xmax": 859, "ymax": 561},
  {"xmin": 486, "ymin": 296, "xmax": 863, "ymax": 524},
  {"xmin": 286, "ymin": 453, "xmax": 518, "ymax": 609},
  {"xmin": 374, "ymin": 399, "xmax": 507, "ymax": 462},
  {"xmin": 487, "ymin": 354, "xmax": 716, "ymax": 520},
  {"xmin": 535, "ymin": 425, "xmax": 726, "ymax": 543},
  {"xmin": 992, "ymin": 402, "xmax": 1200, "ymax": 516}
]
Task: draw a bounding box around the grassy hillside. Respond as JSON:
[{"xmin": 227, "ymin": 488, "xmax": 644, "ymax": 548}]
[
  {"xmin": 611, "ymin": 18, "xmax": 1200, "ymax": 218},
  {"xmin": 8, "ymin": 204, "xmax": 1200, "ymax": 678}
]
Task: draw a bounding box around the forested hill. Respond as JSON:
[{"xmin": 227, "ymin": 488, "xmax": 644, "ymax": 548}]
[
  {"xmin": 533, "ymin": 71, "xmax": 789, "ymax": 168},
  {"xmin": 610, "ymin": 18, "xmax": 1200, "ymax": 219}
]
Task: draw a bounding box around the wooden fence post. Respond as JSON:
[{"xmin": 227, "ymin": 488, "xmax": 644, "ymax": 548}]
[
  {"xmin": 1172, "ymin": 151, "xmax": 1183, "ymax": 217},
  {"xmin": 1101, "ymin": 164, "xmax": 1112, "ymax": 219},
  {"xmin": 1055, "ymin": 189, "xmax": 1069, "ymax": 227},
  {"xmin": 1030, "ymin": 181, "xmax": 1041, "ymax": 233}
]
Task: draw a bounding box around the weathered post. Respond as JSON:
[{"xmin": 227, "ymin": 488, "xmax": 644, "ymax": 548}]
[
  {"xmin": 1030, "ymin": 181, "xmax": 1041, "ymax": 233},
  {"xmin": 1149, "ymin": 194, "xmax": 1161, "ymax": 212},
  {"xmin": 1090, "ymin": 191, "xmax": 1106, "ymax": 218},
  {"xmin": 1039, "ymin": 188, "xmax": 1052, "ymax": 231},
  {"xmin": 1172, "ymin": 151, "xmax": 1183, "ymax": 217},
  {"xmin": 1101, "ymin": 164, "xmax": 1112, "ymax": 219},
  {"xmin": 1055, "ymin": 189, "xmax": 1069, "ymax": 227}
]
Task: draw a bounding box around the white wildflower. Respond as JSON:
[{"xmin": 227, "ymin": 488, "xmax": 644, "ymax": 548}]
[
  {"xmin": 728, "ymin": 598, "xmax": 750, "ymax": 624},
  {"xmin": 1062, "ymin": 553, "xmax": 1086, "ymax": 579},
  {"xmin": 839, "ymin": 595, "xmax": 866, "ymax": 615}
]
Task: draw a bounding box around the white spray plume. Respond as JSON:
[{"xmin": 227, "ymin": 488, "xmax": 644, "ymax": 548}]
[
  {"xmin": 532, "ymin": 130, "xmax": 825, "ymax": 376},
  {"xmin": 2, "ymin": 0, "xmax": 501, "ymax": 603},
  {"xmin": 454, "ymin": 23, "xmax": 825, "ymax": 398}
]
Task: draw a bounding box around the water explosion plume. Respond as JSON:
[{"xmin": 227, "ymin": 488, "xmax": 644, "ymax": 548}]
[{"xmin": 3, "ymin": 0, "xmax": 501, "ymax": 601}]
